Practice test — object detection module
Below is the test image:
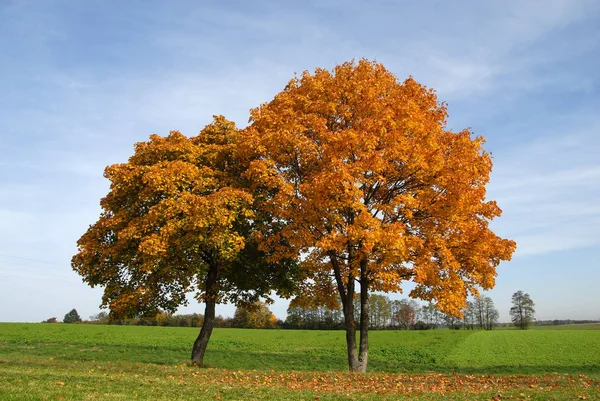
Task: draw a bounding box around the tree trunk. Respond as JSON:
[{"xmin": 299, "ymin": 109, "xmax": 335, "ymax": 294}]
[
  {"xmin": 343, "ymin": 300, "xmax": 361, "ymax": 372},
  {"xmin": 191, "ymin": 262, "xmax": 218, "ymax": 366},
  {"xmin": 356, "ymin": 258, "xmax": 369, "ymax": 372},
  {"xmin": 330, "ymin": 252, "xmax": 369, "ymax": 373}
]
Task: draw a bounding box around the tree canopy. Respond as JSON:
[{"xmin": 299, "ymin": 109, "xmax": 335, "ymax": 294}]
[
  {"xmin": 232, "ymin": 301, "xmax": 278, "ymax": 329},
  {"xmin": 510, "ymin": 290, "xmax": 535, "ymax": 329},
  {"xmin": 63, "ymin": 309, "xmax": 81, "ymax": 324},
  {"xmin": 241, "ymin": 59, "xmax": 516, "ymax": 371},
  {"xmin": 73, "ymin": 59, "xmax": 515, "ymax": 372},
  {"xmin": 72, "ymin": 116, "xmax": 297, "ymax": 365}
]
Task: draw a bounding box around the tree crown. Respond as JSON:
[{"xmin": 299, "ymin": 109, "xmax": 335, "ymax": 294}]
[
  {"xmin": 242, "ymin": 59, "xmax": 516, "ymax": 315},
  {"xmin": 72, "ymin": 117, "xmax": 297, "ymax": 318}
]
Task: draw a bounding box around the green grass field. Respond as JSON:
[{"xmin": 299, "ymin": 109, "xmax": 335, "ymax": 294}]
[
  {"xmin": 0, "ymin": 323, "xmax": 598, "ymax": 400},
  {"xmin": 535, "ymin": 323, "xmax": 600, "ymax": 330}
]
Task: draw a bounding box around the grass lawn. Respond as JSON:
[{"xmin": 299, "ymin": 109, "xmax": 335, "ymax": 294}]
[
  {"xmin": 534, "ymin": 323, "xmax": 600, "ymax": 330},
  {"xmin": 0, "ymin": 323, "xmax": 598, "ymax": 400}
]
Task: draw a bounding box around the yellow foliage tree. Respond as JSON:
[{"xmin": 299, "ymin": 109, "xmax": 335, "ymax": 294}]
[
  {"xmin": 241, "ymin": 60, "xmax": 516, "ymax": 372},
  {"xmin": 72, "ymin": 116, "xmax": 297, "ymax": 365},
  {"xmin": 232, "ymin": 301, "xmax": 277, "ymax": 329}
]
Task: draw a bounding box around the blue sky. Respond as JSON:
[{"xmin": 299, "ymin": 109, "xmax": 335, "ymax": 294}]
[{"xmin": 1, "ymin": 0, "xmax": 599, "ymax": 323}]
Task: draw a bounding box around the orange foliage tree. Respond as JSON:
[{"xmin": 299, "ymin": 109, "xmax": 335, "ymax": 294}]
[
  {"xmin": 241, "ymin": 60, "xmax": 516, "ymax": 372},
  {"xmin": 72, "ymin": 117, "xmax": 297, "ymax": 365}
]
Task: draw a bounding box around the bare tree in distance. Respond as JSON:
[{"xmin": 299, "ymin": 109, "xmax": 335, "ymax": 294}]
[{"xmin": 471, "ymin": 295, "xmax": 499, "ymax": 330}]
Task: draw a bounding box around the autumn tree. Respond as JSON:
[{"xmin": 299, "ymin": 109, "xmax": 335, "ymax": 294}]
[
  {"xmin": 72, "ymin": 117, "xmax": 296, "ymax": 366},
  {"xmin": 242, "ymin": 60, "xmax": 516, "ymax": 372},
  {"xmin": 510, "ymin": 290, "xmax": 535, "ymax": 329},
  {"xmin": 393, "ymin": 299, "xmax": 420, "ymax": 330},
  {"xmin": 232, "ymin": 301, "xmax": 277, "ymax": 329}
]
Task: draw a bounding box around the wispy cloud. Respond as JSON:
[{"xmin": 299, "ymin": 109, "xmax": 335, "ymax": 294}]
[
  {"xmin": 489, "ymin": 120, "xmax": 600, "ymax": 257},
  {"xmin": 389, "ymin": 0, "xmax": 600, "ymax": 100}
]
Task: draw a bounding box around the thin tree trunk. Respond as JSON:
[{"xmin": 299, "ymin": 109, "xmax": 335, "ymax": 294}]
[
  {"xmin": 330, "ymin": 252, "xmax": 369, "ymax": 373},
  {"xmin": 191, "ymin": 262, "xmax": 218, "ymax": 366},
  {"xmin": 356, "ymin": 258, "xmax": 369, "ymax": 373},
  {"xmin": 518, "ymin": 305, "xmax": 523, "ymax": 329},
  {"xmin": 343, "ymin": 295, "xmax": 360, "ymax": 371}
]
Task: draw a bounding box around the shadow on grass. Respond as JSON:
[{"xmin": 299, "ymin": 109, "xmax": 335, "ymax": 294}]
[
  {"xmin": 2, "ymin": 341, "xmax": 599, "ymax": 375},
  {"xmin": 192, "ymin": 349, "xmax": 600, "ymax": 375},
  {"xmin": 0, "ymin": 340, "xmax": 188, "ymax": 365}
]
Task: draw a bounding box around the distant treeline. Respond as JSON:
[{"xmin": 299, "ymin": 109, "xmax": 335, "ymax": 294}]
[
  {"xmin": 88, "ymin": 301, "xmax": 278, "ymax": 329},
  {"xmin": 282, "ymin": 294, "xmax": 500, "ymax": 331},
  {"xmin": 49, "ymin": 302, "xmax": 600, "ymax": 330},
  {"xmin": 88, "ymin": 311, "xmax": 207, "ymax": 327},
  {"xmin": 534, "ymin": 319, "xmax": 599, "ymax": 326},
  {"xmin": 79, "ymin": 308, "xmax": 599, "ymax": 330},
  {"xmin": 83, "ymin": 294, "xmax": 504, "ymax": 331}
]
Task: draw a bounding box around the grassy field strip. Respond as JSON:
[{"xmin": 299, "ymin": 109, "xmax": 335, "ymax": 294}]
[
  {"xmin": 444, "ymin": 330, "xmax": 600, "ymax": 373},
  {"xmin": 1, "ymin": 324, "xmax": 599, "ymax": 373},
  {"xmin": 1, "ymin": 324, "xmax": 599, "ymax": 400},
  {"xmin": 535, "ymin": 323, "xmax": 600, "ymax": 330},
  {"xmin": 0, "ymin": 356, "xmax": 597, "ymax": 400}
]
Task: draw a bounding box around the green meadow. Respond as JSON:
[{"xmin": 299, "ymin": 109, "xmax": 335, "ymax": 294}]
[
  {"xmin": 535, "ymin": 323, "xmax": 600, "ymax": 330},
  {"xmin": 0, "ymin": 323, "xmax": 598, "ymax": 400}
]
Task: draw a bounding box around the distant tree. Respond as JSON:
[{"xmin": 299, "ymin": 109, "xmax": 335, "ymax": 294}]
[
  {"xmin": 89, "ymin": 311, "xmax": 109, "ymax": 323},
  {"xmin": 393, "ymin": 299, "xmax": 419, "ymax": 330},
  {"xmin": 154, "ymin": 311, "xmax": 171, "ymax": 326},
  {"xmin": 420, "ymin": 302, "xmax": 442, "ymax": 329},
  {"xmin": 63, "ymin": 309, "xmax": 82, "ymax": 323},
  {"xmin": 284, "ymin": 306, "xmax": 305, "ymax": 328},
  {"xmin": 471, "ymin": 295, "xmax": 499, "ymax": 330},
  {"xmin": 213, "ymin": 315, "xmax": 233, "ymax": 328},
  {"xmin": 368, "ymin": 294, "xmax": 391, "ymax": 329},
  {"xmin": 173, "ymin": 313, "xmax": 203, "ymax": 327},
  {"xmin": 473, "ymin": 296, "xmax": 484, "ymax": 329},
  {"xmin": 461, "ymin": 301, "xmax": 476, "ymax": 330},
  {"xmin": 284, "ymin": 303, "xmax": 344, "ymax": 329},
  {"xmin": 233, "ymin": 301, "xmax": 277, "ymax": 329},
  {"xmin": 42, "ymin": 317, "xmax": 57, "ymax": 323},
  {"xmin": 389, "ymin": 300, "xmax": 401, "ymax": 328},
  {"xmin": 482, "ymin": 296, "xmax": 499, "ymax": 330},
  {"xmin": 320, "ymin": 306, "xmax": 344, "ymax": 329},
  {"xmin": 443, "ymin": 313, "xmax": 461, "ymax": 330},
  {"xmin": 510, "ymin": 291, "xmax": 535, "ymax": 329}
]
